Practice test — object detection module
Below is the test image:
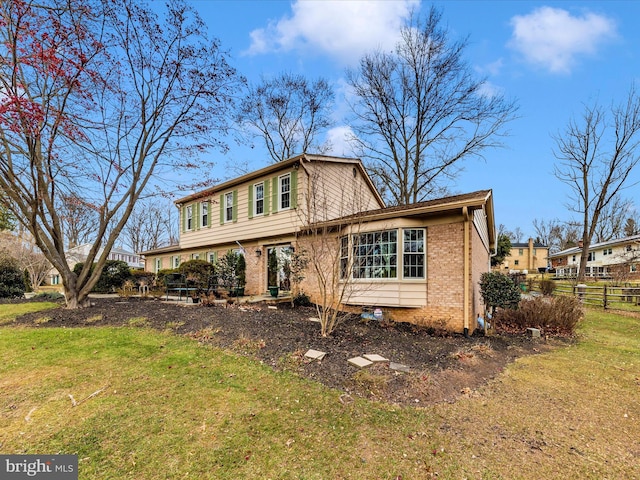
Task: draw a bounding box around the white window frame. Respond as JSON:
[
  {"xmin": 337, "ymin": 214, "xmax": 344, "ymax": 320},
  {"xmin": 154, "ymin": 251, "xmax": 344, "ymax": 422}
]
[
  {"xmin": 201, "ymin": 201, "xmax": 209, "ymax": 227},
  {"xmin": 155, "ymin": 258, "xmax": 161, "ymax": 273},
  {"xmin": 224, "ymin": 192, "xmax": 234, "ymax": 223},
  {"xmin": 172, "ymin": 256, "xmax": 180, "ymax": 268},
  {"xmin": 279, "ymin": 173, "xmax": 291, "ymax": 211},
  {"xmin": 402, "ymin": 228, "xmax": 425, "ymax": 279},
  {"xmin": 186, "ymin": 205, "xmax": 193, "ymax": 231},
  {"xmin": 254, "ymin": 182, "xmax": 264, "ymax": 216}
]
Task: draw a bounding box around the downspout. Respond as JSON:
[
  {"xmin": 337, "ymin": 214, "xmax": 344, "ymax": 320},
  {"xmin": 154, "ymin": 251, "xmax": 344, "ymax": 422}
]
[{"xmin": 463, "ymin": 206, "xmax": 470, "ymax": 337}]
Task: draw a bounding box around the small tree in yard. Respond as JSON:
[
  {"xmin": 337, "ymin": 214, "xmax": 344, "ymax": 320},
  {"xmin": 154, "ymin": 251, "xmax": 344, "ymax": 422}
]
[{"xmin": 479, "ymin": 272, "xmax": 521, "ymax": 316}]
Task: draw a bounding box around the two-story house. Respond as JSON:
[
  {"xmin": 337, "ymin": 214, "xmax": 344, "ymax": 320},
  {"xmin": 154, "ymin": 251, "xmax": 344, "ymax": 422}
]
[
  {"xmin": 549, "ymin": 235, "xmax": 640, "ymax": 280},
  {"xmin": 498, "ymin": 238, "xmax": 549, "ymax": 273},
  {"xmin": 142, "ymin": 154, "xmax": 496, "ymax": 334}
]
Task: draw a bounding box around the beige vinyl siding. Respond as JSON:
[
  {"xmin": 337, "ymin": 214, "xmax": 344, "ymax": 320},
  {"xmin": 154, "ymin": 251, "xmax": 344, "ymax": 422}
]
[
  {"xmin": 180, "ymin": 170, "xmax": 302, "ymax": 250},
  {"xmin": 344, "ymin": 281, "xmax": 427, "ymax": 307},
  {"xmin": 301, "ymin": 162, "xmax": 383, "ymax": 222},
  {"xmin": 473, "ymin": 208, "xmax": 491, "ymax": 252}
]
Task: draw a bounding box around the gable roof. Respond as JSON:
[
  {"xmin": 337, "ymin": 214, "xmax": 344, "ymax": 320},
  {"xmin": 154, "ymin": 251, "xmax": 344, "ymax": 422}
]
[{"xmin": 175, "ymin": 153, "xmax": 385, "ymax": 208}]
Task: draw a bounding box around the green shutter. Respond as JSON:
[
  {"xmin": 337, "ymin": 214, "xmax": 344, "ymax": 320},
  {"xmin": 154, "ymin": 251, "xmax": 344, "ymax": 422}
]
[
  {"xmin": 248, "ymin": 185, "xmax": 254, "ymax": 219},
  {"xmin": 219, "ymin": 194, "xmax": 224, "ymax": 225},
  {"xmin": 272, "ymin": 177, "xmax": 278, "ymax": 213},
  {"xmin": 264, "ymin": 180, "xmax": 270, "ymax": 216},
  {"xmin": 232, "ymin": 189, "xmax": 238, "ymax": 223},
  {"xmin": 206, "ymin": 201, "xmax": 211, "ymax": 228},
  {"xmin": 181, "ymin": 206, "xmax": 186, "ymax": 233},
  {"xmin": 291, "ymin": 169, "xmax": 298, "ymax": 209},
  {"xmin": 195, "ymin": 202, "xmax": 200, "ymax": 230}
]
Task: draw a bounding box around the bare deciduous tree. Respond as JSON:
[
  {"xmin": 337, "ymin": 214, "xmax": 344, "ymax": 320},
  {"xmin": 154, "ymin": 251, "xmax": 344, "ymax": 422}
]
[
  {"xmin": 347, "ymin": 6, "xmax": 518, "ymax": 205},
  {"xmin": 238, "ymin": 72, "xmax": 335, "ymax": 163},
  {"xmin": 532, "ymin": 218, "xmax": 581, "ymax": 254},
  {"xmin": 121, "ymin": 198, "xmax": 174, "ymax": 254},
  {"xmin": 0, "ymin": 0, "xmax": 240, "ymax": 308},
  {"xmin": 593, "ymin": 194, "xmax": 633, "ymax": 243},
  {"xmin": 59, "ymin": 194, "xmax": 98, "ymax": 248},
  {"xmin": 554, "ymin": 85, "xmax": 640, "ymax": 282},
  {"xmin": 0, "ymin": 231, "xmax": 50, "ymax": 291}
]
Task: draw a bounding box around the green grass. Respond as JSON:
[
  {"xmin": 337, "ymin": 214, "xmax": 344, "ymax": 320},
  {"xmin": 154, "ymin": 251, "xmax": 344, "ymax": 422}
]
[
  {"xmin": 0, "ymin": 301, "xmax": 59, "ymax": 325},
  {"xmin": 0, "ymin": 307, "xmax": 638, "ymax": 479}
]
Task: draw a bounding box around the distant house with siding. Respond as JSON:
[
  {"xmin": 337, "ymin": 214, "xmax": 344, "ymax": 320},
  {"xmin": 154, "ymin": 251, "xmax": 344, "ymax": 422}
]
[
  {"xmin": 497, "ymin": 238, "xmax": 548, "ymax": 273},
  {"xmin": 49, "ymin": 243, "xmax": 143, "ymax": 286},
  {"xmin": 142, "ymin": 154, "xmax": 497, "ymax": 333},
  {"xmin": 549, "ymin": 235, "xmax": 640, "ymax": 280}
]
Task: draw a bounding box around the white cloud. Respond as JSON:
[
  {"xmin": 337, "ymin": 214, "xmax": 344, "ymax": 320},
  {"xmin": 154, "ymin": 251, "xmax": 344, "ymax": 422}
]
[
  {"xmin": 245, "ymin": 0, "xmax": 419, "ymax": 64},
  {"xmin": 325, "ymin": 126, "xmax": 356, "ymax": 157},
  {"xmin": 508, "ymin": 6, "xmax": 617, "ymax": 74}
]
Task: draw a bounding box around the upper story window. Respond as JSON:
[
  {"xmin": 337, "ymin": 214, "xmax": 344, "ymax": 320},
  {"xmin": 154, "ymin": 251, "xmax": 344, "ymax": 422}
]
[
  {"xmin": 588, "ymin": 252, "xmax": 596, "ymax": 262},
  {"xmin": 518, "ymin": 249, "xmax": 523, "ymax": 256},
  {"xmin": 254, "ymin": 183, "xmax": 264, "ymax": 216},
  {"xmin": 225, "ymin": 192, "xmax": 234, "ymax": 223},
  {"xmin": 186, "ymin": 205, "xmax": 193, "ymax": 231},
  {"xmin": 201, "ymin": 201, "xmax": 209, "ymax": 227},
  {"xmin": 279, "ymin": 173, "xmax": 291, "ymax": 210},
  {"xmin": 533, "ymin": 249, "xmax": 537, "ymax": 256}
]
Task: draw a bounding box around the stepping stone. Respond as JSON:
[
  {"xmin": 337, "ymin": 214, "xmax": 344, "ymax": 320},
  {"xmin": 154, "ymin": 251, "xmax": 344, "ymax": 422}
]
[
  {"xmin": 363, "ymin": 354, "xmax": 388, "ymax": 363},
  {"xmin": 389, "ymin": 362, "xmax": 410, "ymax": 373},
  {"xmin": 304, "ymin": 349, "xmax": 326, "ymax": 361},
  {"xmin": 527, "ymin": 327, "xmax": 541, "ymax": 338},
  {"xmin": 268, "ymin": 305, "xmax": 278, "ymax": 310},
  {"xmin": 308, "ymin": 317, "xmax": 320, "ymax": 323},
  {"xmin": 348, "ymin": 356, "xmax": 373, "ymax": 368}
]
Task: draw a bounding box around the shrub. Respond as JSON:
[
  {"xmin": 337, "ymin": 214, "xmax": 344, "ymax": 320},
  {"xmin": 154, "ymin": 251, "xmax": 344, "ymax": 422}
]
[
  {"xmin": 538, "ymin": 279, "xmax": 555, "ymax": 295},
  {"xmin": 479, "ymin": 272, "xmax": 521, "ymax": 315},
  {"xmin": 0, "ymin": 255, "xmax": 26, "ymax": 298},
  {"xmin": 130, "ymin": 269, "xmax": 155, "ymax": 287},
  {"xmin": 493, "ymin": 295, "xmax": 583, "ymax": 336},
  {"xmin": 179, "ymin": 259, "xmax": 214, "ymax": 291},
  {"xmin": 73, "ymin": 260, "xmax": 132, "ymax": 293},
  {"xmin": 293, "ymin": 292, "xmax": 312, "ymax": 307},
  {"xmin": 155, "ymin": 268, "xmax": 178, "ymax": 287},
  {"xmin": 33, "ymin": 291, "xmax": 65, "ymax": 301}
]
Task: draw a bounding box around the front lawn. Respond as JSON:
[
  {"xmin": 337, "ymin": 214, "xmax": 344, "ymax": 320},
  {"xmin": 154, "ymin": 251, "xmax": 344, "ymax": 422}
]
[{"xmin": 0, "ymin": 305, "xmax": 638, "ymax": 478}]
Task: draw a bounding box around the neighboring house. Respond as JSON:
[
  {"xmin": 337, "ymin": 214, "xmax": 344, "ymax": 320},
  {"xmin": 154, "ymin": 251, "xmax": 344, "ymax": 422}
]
[
  {"xmin": 497, "ymin": 238, "xmax": 548, "ymax": 273},
  {"xmin": 49, "ymin": 243, "xmax": 144, "ymax": 285},
  {"xmin": 549, "ymin": 235, "xmax": 640, "ymax": 281},
  {"xmin": 142, "ymin": 154, "xmax": 496, "ymax": 333}
]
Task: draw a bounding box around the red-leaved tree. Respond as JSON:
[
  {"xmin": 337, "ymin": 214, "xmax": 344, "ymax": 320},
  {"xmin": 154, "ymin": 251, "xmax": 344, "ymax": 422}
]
[{"xmin": 0, "ymin": 0, "xmax": 240, "ymax": 307}]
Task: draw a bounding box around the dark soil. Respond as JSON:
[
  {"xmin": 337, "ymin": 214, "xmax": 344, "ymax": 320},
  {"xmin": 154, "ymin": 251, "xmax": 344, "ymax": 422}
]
[{"xmin": 11, "ymin": 297, "xmax": 559, "ymax": 407}]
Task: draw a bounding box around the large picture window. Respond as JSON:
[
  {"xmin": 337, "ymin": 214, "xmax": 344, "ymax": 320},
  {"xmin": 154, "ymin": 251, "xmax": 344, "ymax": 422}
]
[
  {"xmin": 342, "ymin": 228, "xmax": 426, "ymax": 280},
  {"xmin": 403, "ymin": 229, "xmax": 425, "ymax": 278},
  {"xmin": 352, "ymin": 230, "xmax": 397, "ymax": 279}
]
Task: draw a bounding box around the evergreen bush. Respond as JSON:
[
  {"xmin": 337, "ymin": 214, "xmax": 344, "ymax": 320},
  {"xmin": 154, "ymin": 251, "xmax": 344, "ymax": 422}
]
[{"xmin": 0, "ymin": 255, "xmax": 26, "ymax": 298}]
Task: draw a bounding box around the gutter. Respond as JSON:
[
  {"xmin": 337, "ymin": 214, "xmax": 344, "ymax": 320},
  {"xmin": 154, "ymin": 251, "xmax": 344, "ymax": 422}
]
[{"xmin": 463, "ymin": 206, "xmax": 470, "ymax": 337}]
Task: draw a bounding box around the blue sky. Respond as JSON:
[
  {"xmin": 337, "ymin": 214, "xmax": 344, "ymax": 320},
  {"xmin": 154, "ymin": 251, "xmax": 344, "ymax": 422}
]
[{"xmin": 185, "ymin": 0, "xmax": 640, "ymax": 239}]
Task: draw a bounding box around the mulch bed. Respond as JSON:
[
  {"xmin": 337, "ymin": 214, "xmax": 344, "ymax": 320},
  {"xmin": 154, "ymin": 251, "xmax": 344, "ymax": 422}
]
[{"xmin": 10, "ymin": 297, "xmax": 559, "ymax": 406}]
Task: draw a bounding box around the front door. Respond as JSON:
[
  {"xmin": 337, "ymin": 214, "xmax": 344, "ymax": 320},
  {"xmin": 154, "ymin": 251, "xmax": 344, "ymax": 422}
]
[{"xmin": 267, "ymin": 245, "xmax": 293, "ymax": 291}]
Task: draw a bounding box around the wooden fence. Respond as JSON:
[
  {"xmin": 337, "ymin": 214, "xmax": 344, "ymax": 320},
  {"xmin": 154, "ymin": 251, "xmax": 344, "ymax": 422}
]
[{"xmin": 551, "ymin": 283, "xmax": 640, "ymax": 310}]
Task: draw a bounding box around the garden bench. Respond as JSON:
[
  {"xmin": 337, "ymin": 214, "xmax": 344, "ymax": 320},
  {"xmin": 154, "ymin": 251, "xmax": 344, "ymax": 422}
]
[{"xmin": 164, "ymin": 273, "xmax": 197, "ymax": 302}]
